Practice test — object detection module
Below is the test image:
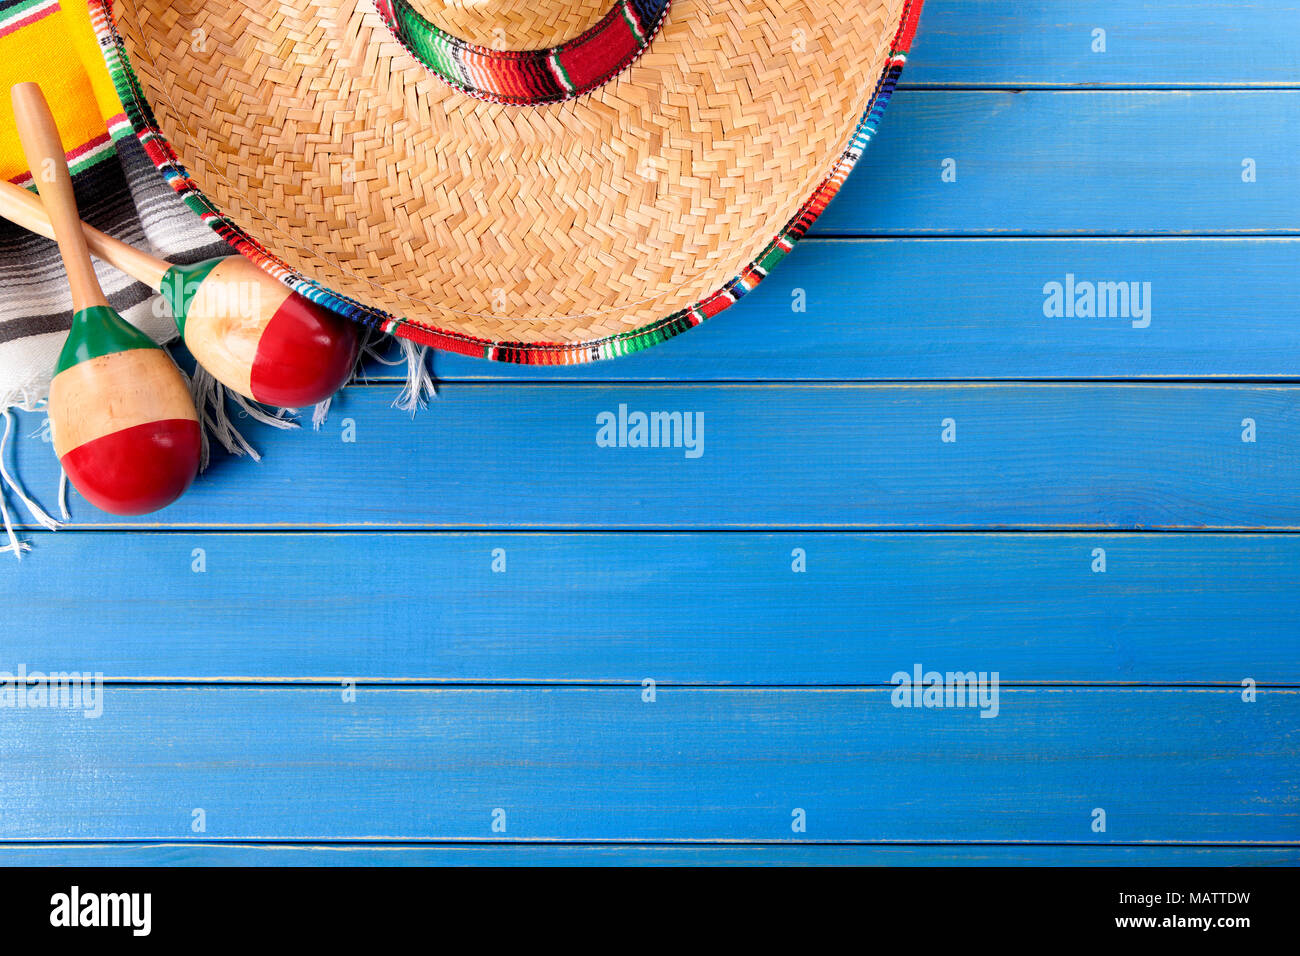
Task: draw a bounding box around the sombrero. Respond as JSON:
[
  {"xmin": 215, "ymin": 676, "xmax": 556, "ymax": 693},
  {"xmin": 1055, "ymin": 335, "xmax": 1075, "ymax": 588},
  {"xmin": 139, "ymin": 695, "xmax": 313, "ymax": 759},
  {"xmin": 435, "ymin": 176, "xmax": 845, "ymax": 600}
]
[{"xmin": 90, "ymin": 0, "xmax": 922, "ymax": 364}]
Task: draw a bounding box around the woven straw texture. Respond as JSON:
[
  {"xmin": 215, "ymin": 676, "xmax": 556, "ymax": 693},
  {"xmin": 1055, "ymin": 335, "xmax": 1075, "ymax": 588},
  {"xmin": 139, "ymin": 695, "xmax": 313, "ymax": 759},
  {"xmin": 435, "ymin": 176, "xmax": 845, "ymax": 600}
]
[
  {"xmin": 101, "ymin": 0, "xmax": 913, "ymax": 356},
  {"xmin": 413, "ymin": 0, "xmax": 615, "ymax": 48}
]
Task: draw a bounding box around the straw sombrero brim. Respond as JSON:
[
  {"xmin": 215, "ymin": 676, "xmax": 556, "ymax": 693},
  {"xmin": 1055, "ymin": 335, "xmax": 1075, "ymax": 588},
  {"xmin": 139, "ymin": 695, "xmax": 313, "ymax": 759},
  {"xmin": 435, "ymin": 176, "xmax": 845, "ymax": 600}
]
[{"xmin": 91, "ymin": 0, "xmax": 922, "ymax": 364}]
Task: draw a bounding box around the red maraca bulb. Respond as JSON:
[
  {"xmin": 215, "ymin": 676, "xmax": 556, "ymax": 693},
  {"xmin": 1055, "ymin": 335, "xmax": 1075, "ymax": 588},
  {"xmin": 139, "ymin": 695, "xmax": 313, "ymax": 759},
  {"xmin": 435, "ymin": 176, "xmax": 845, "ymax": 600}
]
[
  {"xmin": 49, "ymin": 307, "xmax": 200, "ymax": 515},
  {"xmin": 161, "ymin": 256, "xmax": 360, "ymax": 406}
]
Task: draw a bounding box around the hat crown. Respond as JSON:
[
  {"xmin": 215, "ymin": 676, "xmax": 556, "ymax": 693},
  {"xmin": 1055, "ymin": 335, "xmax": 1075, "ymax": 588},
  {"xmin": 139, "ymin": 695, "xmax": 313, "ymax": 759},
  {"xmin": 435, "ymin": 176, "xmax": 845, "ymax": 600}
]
[
  {"xmin": 402, "ymin": 0, "xmax": 615, "ymax": 48},
  {"xmin": 376, "ymin": 0, "xmax": 671, "ymax": 105}
]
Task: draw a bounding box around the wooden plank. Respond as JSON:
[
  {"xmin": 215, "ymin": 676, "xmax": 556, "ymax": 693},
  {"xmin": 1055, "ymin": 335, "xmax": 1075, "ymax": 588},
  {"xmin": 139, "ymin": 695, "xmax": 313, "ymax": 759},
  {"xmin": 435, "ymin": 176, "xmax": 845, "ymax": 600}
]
[
  {"xmin": 906, "ymin": 1, "xmax": 1300, "ymax": 89},
  {"xmin": 9, "ymin": 383, "xmax": 1300, "ymax": 530},
  {"xmin": 414, "ymin": 239, "xmax": 1300, "ymax": 382},
  {"xmin": 0, "ymin": 687, "xmax": 1292, "ymax": 842},
  {"xmin": 810, "ymin": 91, "xmax": 1300, "ymax": 235},
  {"xmin": 7, "ymin": 532, "xmax": 1299, "ymax": 684},
  {"xmin": 2, "ymin": 843, "xmax": 1297, "ymax": 867}
]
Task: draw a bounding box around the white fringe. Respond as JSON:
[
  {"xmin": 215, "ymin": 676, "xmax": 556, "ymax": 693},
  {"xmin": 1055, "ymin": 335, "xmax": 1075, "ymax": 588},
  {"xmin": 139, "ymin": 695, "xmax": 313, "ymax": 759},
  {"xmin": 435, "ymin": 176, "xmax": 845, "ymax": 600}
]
[
  {"xmin": 360, "ymin": 327, "xmax": 400, "ymax": 372},
  {"xmin": 57, "ymin": 465, "xmax": 69, "ymax": 520},
  {"xmin": 187, "ymin": 365, "xmax": 298, "ymax": 470},
  {"xmin": 0, "ymin": 408, "xmax": 60, "ymax": 560},
  {"xmin": 393, "ymin": 339, "xmax": 437, "ymax": 414},
  {"xmin": 312, "ymin": 397, "xmax": 332, "ymax": 430},
  {"xmin": 309, "ymin": 326, "xmax": 380, "ymax": 429}
]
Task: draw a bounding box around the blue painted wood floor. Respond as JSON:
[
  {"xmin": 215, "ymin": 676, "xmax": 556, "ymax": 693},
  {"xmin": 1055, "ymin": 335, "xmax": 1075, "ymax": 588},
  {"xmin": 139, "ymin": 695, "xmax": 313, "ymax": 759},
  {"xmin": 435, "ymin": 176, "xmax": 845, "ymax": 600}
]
[{"xmin": 2, "ymin": 1, "xmax": 1298, "ymax": 865}]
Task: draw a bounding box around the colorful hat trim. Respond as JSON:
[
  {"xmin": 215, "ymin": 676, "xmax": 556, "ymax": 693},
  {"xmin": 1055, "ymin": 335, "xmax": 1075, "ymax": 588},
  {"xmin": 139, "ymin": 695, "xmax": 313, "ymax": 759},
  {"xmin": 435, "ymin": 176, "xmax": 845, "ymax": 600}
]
[{"xmin": 375, "ymin": 0, "xmax": 671, "ymax": 106}]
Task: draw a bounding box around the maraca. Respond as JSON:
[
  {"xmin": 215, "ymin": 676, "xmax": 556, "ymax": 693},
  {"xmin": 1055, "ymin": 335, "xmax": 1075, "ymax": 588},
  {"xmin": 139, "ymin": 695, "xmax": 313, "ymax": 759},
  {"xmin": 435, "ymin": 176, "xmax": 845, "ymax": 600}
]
[
  {"xmin": 12, "ymin": 82, "xmax": 199, "ymax": 515},
  {"xmin": 0, "ymin": 179, "xmax": 360, "ymax": 408}
]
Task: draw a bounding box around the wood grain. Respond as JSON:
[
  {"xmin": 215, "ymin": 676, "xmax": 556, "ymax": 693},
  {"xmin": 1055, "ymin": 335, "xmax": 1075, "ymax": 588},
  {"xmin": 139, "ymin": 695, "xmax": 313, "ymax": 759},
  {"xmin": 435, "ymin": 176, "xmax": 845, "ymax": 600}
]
[
  {"xmin": 2, "ymin": 843, "xmax": 1297, "ymax": 867},
  {"xmin": 5, "ymin": 532, "xmax": 1298, "ymax": 684},
  {"xmin": 813, "ymin": 91, "xmax": 1300, "ymax": 235},
  {"xmin": 0, "ymin": 687, "xmax": 1291, "ymax": 842},
  {"xmin": 5, "ymin": 1, "xmax": 1297, "ymax": 866},
  {"xmin": 905, "ymin": 1, "xmax": 1300, "ymax": 88},
  {"xmin": 10, "ymin": 383, "xmax": 1300, "ymax": 529},
  {"xmin": 414, "ymin": 238, "xmax": 1300, "ymax": 382}
]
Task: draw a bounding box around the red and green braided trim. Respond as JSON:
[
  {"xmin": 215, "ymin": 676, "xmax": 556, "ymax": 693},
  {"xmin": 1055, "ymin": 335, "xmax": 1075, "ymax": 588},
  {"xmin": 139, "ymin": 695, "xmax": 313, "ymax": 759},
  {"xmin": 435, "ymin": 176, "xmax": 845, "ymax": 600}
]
[
  {"xmin": 375, "ymin": 0, "xmax": 670, "ymax": 106},
  {"xmin": 89, "ymin": 0, "xmax": 923, "ymax": 366}
]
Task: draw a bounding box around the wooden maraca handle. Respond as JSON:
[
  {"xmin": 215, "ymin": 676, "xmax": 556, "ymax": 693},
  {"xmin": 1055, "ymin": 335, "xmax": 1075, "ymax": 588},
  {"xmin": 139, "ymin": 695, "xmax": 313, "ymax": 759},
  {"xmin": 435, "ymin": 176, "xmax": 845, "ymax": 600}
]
[
  {"xmin": 11, "ymin": 83, "xmax": 109, "ymax": 311},
  {"xmin": 0, "ymin": 177, "xmax": 169, "ymax": 290}
]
